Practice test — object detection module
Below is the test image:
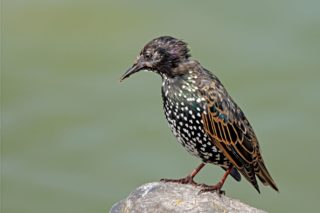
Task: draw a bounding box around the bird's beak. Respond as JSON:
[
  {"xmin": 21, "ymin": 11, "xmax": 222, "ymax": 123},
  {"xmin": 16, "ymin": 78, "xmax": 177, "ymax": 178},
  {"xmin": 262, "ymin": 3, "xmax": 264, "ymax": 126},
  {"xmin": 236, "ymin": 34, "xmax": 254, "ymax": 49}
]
[{"xmin": 120, "ymin": 62, "xmax": 144, "ymax": 82}]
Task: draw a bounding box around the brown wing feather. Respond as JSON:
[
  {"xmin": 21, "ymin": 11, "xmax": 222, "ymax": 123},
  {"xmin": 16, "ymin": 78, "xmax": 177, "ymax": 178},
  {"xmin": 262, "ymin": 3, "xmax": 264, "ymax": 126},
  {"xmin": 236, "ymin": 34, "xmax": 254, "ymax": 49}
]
[{"xmin": 199, "ymin": 79, "xmax": 278, "ymax": 192}]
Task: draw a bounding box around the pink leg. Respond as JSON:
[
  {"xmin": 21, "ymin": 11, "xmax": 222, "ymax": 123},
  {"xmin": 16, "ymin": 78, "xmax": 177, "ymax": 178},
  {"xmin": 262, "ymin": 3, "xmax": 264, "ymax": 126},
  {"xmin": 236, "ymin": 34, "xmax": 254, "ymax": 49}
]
[
  {"xmin": 161, "ymin": 163, "xmax": 206, "ymax": 186},
  {"xmin": 199, "ymin": 166, "xmax": 233, "ymax": 194}
]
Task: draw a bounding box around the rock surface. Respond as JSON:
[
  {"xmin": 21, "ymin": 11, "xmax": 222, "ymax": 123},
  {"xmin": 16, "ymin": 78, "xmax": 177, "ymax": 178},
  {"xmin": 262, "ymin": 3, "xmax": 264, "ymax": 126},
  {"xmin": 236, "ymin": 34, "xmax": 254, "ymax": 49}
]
[{"xmin": 110, "ymin": 182, "xmax": 266, "ymax": 213}]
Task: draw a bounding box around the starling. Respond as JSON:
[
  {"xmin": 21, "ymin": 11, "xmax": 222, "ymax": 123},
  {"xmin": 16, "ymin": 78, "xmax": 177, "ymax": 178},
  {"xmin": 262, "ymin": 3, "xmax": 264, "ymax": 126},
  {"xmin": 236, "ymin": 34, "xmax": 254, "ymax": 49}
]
[{"xmin": 120, "ymin": 36, "xmax": 278, "ymax": 193}]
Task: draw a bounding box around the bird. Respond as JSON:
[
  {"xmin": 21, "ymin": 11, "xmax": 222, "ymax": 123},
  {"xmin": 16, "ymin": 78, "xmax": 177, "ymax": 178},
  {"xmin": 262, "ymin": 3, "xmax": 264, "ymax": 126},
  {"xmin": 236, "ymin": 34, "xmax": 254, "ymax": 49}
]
[{"xmin": 120, "ymin": 36, "xmax": 278, "ymax": 193}]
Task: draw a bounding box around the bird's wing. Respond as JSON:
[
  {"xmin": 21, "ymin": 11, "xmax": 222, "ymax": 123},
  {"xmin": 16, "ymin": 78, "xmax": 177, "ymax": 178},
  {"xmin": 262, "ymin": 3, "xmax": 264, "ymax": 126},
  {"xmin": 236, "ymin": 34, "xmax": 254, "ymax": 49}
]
[{"xmin": 199, "ymin": 77, "xmax": 278, "ymax": 192}]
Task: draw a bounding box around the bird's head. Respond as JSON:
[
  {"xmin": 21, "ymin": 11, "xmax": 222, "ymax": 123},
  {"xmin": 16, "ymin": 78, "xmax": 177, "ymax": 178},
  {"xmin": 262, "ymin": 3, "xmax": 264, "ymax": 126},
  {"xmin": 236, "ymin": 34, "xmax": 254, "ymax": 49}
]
[{"xmin": 120, "ymin": 36, "xmax": 190, "ymax": 81}]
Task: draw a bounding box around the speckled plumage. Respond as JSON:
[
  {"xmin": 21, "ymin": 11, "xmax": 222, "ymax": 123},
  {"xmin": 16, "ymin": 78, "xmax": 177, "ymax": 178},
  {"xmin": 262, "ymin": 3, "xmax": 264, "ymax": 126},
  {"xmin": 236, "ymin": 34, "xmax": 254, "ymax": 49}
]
[
  {"xmin": 161, "ymin": 66, "xmax": 227, "ymax": 165},
  {"xmin": 121, "ymin": 36, "xmax": 278, "ymax": 193}
]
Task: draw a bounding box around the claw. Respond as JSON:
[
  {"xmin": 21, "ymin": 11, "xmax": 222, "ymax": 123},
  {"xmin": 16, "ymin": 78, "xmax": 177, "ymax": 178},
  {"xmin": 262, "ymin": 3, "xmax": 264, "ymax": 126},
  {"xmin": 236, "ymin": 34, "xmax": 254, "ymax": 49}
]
[
  {"xmin": 160, "ymin": 175, "xmax": 198, "ymax": 186},
  {"xmin": 160, "ymin": 163, "xmax": 206, "ymax": 187},
  {"xmin": 198, "ymin": 182, "xmax": 225, "ymax": 196}
]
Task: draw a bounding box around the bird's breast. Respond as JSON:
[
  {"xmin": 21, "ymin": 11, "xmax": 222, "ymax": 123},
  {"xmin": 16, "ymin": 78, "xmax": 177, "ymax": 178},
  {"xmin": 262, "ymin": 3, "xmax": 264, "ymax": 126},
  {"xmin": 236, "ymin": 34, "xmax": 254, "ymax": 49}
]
[{"xmin": 161, "ymin": 80, "xmax": 228, "ymax": 164}]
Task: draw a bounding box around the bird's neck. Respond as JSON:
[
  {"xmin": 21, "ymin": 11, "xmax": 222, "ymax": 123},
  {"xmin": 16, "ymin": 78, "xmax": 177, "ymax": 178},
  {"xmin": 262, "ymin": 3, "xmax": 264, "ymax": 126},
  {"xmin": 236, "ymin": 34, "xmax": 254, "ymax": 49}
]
[
  {"xmin": 161, "ymin": 60, "xmax": 203, "ymax": 102},
  {"xmin": 172, "ymin": 60, "xmax": 202, "ymax": 76},
  {"xmin": 159, "ymin": 60, "xmax": 202, "ymax": 80}
]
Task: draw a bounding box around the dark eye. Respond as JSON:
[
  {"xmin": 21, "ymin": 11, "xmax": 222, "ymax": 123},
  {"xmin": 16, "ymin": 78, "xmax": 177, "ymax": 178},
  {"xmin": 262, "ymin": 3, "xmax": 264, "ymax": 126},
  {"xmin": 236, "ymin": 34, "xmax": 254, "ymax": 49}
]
[{"xmin": 145, "ymin": 53, "xmax": 152, "ymax": 59}]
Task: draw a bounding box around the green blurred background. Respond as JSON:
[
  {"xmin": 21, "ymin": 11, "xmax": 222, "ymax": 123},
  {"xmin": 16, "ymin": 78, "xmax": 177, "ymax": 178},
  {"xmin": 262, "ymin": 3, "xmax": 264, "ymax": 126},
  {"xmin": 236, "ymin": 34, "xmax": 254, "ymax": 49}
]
[{"xmin": 2, "ymin": 0, "xmax": 320, "ymax": 212}]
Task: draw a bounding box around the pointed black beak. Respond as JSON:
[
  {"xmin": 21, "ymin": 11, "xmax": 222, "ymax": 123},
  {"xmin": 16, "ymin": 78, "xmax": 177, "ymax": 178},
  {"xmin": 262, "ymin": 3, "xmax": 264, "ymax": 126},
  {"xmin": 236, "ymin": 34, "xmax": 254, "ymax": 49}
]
[{"xmin": 120, "ymin": 62, "xmax": 144, "ymax": 82}]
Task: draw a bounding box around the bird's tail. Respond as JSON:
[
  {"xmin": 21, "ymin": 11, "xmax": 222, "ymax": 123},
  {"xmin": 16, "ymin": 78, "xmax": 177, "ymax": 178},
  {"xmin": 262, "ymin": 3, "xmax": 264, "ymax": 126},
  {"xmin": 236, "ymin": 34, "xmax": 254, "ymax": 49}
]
[{"xmin": 256, "ymin": 160, "xmax": 279, "ymax": 192}]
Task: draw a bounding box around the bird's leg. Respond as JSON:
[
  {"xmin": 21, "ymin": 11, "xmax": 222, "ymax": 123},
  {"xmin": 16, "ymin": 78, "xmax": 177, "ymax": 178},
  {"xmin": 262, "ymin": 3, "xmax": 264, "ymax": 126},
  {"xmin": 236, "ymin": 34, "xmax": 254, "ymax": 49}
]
[
  {"xmin": 161, "ymin": 163, "xmax": 205, "ymax": 186},
  {"xmin": 199, "ymin": 166, "xmax": 233, "ymax": 194}
]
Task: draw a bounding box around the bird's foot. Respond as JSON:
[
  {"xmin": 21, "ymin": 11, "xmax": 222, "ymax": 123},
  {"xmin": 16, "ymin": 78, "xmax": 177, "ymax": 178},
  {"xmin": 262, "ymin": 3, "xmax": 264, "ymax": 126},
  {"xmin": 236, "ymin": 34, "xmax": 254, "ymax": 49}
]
[
  {"xmin": 160, "ymin": 175, "xmax": 198, "ymax": 186},
  {"xmin": 198, "ymin": 182, "xmax": 225, "ymax": 195}
]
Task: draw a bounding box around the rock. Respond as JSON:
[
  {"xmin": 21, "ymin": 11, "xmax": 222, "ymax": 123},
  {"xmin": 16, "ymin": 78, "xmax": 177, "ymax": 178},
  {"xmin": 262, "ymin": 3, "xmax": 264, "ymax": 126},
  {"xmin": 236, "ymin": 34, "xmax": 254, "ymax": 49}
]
[{"xmin": 110, "ymin": 182, "xmax": 266, "ymax": 213}]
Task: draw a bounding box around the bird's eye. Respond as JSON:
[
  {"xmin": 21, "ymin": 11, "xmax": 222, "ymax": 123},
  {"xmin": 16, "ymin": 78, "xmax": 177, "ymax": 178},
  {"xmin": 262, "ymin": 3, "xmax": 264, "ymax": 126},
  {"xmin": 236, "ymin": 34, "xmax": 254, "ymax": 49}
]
[{"xmin": 145, "ymin": 53, "xmax": 152, "ymax": 59}]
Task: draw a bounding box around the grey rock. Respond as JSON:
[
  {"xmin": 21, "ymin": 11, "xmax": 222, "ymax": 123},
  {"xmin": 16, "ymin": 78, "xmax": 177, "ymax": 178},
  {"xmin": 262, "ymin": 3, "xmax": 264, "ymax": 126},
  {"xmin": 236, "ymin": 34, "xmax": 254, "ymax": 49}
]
[{"xmin": 110, "ymin": 182, "xmax": 266, "ymax": 213}]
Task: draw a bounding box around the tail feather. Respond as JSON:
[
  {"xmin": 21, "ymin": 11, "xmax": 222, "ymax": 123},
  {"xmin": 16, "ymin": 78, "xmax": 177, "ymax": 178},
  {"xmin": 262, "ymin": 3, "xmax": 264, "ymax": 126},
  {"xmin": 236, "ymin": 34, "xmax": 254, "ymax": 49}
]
[
  {"xmin": 237, "ymin": 165, "xmax": 261, "ymax": 193},
  {"xmin": 256, "ymin": 161, "xmax": 279, "ymax": 192}
]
